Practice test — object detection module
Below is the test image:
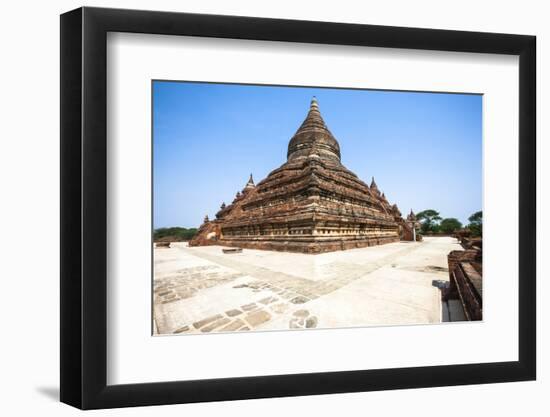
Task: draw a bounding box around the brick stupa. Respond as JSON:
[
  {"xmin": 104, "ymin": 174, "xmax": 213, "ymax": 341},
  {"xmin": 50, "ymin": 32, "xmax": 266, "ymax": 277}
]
[{"xmin": 190, "ymin": 97, "xmax": 412, "ymax": 253}]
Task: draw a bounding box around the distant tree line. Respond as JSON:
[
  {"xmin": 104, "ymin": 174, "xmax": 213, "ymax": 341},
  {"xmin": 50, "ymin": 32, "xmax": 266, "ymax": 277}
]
[
  {"xmin": 153, "ymin": 227, "xmax": 198, "ymax": 242},
  {"xmin": 466, "ymin": 211, "xmax": 482, "ymax": 237},
  {"xmin": 415, "ymin": 209, "xmax": 482, "ymax": 237}
]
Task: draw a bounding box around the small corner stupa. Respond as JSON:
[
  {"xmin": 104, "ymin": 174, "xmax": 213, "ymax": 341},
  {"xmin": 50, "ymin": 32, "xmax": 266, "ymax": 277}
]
[{"xmin": 190, "ymin": 97, "xmax": 412, "ymax": 253}]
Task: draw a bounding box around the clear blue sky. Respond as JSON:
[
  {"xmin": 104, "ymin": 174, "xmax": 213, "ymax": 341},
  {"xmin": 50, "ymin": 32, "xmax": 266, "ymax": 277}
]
[{"xmin": 153, "ymin": 81, "xmax": 482, "ymax": 229}]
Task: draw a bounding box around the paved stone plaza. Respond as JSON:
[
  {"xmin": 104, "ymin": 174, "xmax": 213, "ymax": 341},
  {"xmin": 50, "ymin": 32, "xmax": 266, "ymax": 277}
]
[{"xmin": 153, "ymin": 237, "xmax": 463, "ymax": 335}]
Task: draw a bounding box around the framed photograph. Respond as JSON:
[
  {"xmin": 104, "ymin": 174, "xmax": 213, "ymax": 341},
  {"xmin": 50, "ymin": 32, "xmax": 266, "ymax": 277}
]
[{"xmin": 60, "ymin": 7, "xmax": 536, "ymax": 409}]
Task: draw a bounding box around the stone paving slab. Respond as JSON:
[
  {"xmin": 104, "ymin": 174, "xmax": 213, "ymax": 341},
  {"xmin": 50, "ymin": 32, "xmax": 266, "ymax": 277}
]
[{"xmin": 153, "ymin": 237, "xmax": 464, "ymax": 335}]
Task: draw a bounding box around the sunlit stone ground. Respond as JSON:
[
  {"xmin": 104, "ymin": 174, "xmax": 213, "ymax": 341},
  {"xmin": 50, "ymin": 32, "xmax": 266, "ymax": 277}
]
[{"xmin": 153, "ymin": 237, "xmax": 463, "ymax": 335}]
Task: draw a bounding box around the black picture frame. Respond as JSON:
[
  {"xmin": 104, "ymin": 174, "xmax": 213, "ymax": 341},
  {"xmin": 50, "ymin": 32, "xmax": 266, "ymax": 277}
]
[{"xmin": 60, "ymin": 6, "xmax": 536, "ymax": 410}]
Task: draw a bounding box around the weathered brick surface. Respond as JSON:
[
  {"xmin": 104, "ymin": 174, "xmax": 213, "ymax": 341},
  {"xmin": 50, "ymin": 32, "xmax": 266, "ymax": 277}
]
[{"xmin": 446, "ymin": 249, "xmax": 482, "ymax": 321}]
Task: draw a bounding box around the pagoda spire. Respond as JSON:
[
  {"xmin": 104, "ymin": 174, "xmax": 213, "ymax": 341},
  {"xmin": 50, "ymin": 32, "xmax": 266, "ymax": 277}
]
[
  {"xmin": 370, "ymin": 177, "xmax": 381, "ymax": 196},
  {"xmin": 247, "ymin": 173, "xmax": 254, "ymax": 186},
  {"xmin": 310, "ymin": 96, "xmax": 319, "ymax": 111},
  {"xmin": 287, "ymin": 96, "xmax": 341, "ymax": 162},
  {"xmin": 370, "ymin": 177, "xmax": 378, "ymax": 190},
  {"xmin": 243, "ymin": 173, "xmax": 255, "ymax": 191},
  {"xmin": 298, "ymin": 96, "xmax": 327, "ymax": 131},
  {"xmin": 392, "ymin": 203, "xmax": 402, "ymax": 217}
]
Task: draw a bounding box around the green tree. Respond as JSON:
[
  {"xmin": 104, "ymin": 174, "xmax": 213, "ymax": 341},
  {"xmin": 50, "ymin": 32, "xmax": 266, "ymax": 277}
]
[
  {"xmin": 439, "ymin": 218, "xmax": 463, "ymax": 234},
  {"xmin": 416, "ymin": 209, "xmax": 442, "ymax": 233},
  {"xmin": 154, "ymin": 227, "xmax": 198, "ymax": 241},
  {"xmin": 467, "ymin": 210, "xmax": 482, "ymax": 237}
]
